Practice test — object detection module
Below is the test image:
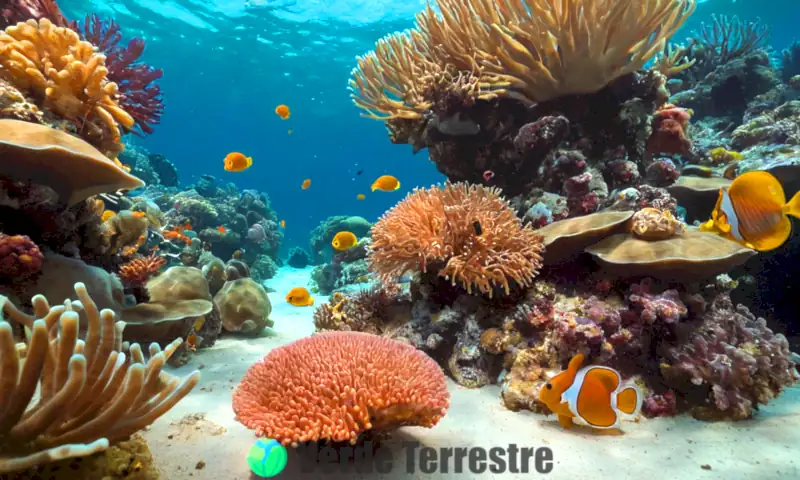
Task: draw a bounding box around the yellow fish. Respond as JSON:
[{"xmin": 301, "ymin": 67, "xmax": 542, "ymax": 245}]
[
  {"xmin": 101, "ymin": 210, "xmax": 116, "ymax": 222},
  {"xmin": 371, "ymin": 175, "xmax": 400, "ymax": 192},
  {"xmin": 699, "ymin": 171, "xmax": 800, "ymax": 251},
  {"xmin": 357, "ymin": 193, "xmax": 366, "ymax": 200},
  {"xmin": 286, "ymin": 287, "xmax": 314, "ymax": 307},
  {"xmin": 224, "ymin": 152, "xmax": 253, "ymax": 172},
  {"xmin": 538, "ymin": 354, "xmax": 642, "ymax": 430},
  {"xmin": 332, "ymin": 231, "xmax": 358, "ymax": 251},
  {"xmin": 301, "ymin": 178, "xmax": 311, "ymax": 190}
]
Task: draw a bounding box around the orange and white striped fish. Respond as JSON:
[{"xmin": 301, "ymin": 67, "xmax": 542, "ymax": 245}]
[
  {"xmin": 699, "ymin": 171, "xmax": 800, "ymax": 251},
  {"xmin": 538, "ymin": 354, "xmax": 642, "ymax": 430}
]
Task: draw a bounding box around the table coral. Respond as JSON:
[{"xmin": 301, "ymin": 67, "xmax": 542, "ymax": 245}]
[
  {"xmin": 0, "ymin": 282, "xmax": 200, "ymax": 473},
  {"xmin": 0, "ymin": 18, "xmax": 134, "ymax": 149},
  {"xmin": 369, "ymin": 182, "xmax": 544, "ymax": 298},
  {"xmin": 232, "ymin": 331, "xmax": 450, "ymax": 446}
]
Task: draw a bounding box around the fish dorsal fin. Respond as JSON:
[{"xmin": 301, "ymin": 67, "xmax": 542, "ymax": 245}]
[
  {"xmin": 729, "ymin": 171, "xmax": 786, "ymax": 208},
  {"xmin": 567, "ymin": 353, "xmax": 585, "ymax": 373},
  {"xmin": 583, "ymin": 367, "xmax": 620, "ymax": 393}
]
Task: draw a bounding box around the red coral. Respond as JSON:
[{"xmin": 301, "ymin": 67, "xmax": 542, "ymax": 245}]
[
  {"xmin": 232, "ymin": 331, "xmax": 450, "ymax": 446},
  {"xmin": 117, "ymin": 253, "xmax": 167, "ymax": 286},
  {"xmin": 1, "ymin": 0, "xmax": 74, "ymax": 28},
  {"xmin": 647, "ymin": 105, "xmax": 692, "ymax": 156},
  {"xmin": 0, "ymin": 233, "xmax": 43, "ymax": 280},
  {"xmin": 79, "ymin": 14, "xmax": 164, "ymax": 134}
]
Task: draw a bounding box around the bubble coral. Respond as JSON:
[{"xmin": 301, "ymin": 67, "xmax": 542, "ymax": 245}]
[
  {"xmin": 232, "ymin": 331, "xmax": 450, "ymax": 446},
  {"xmin": 0, "ymin": 233, "xmax": 43, "ymax": 281},
  {"xmin": 369, "ymin": 182, "xmax": 544, "ymax": 297},
  {"xmin": 630, "ymin": 207, "xmax": 685, "ymax": 240},
  {"xmin": 117, "ymin": 253, "xmax": 166, "ymax": 286},
  {"xmin": 0, "ymin": 19, "xmax": 135, "ymax": 145}
]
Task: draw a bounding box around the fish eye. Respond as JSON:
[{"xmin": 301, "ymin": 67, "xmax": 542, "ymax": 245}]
[{"xmin": 545, "ymin": 383, "xmax": 552, "ymax": 390}]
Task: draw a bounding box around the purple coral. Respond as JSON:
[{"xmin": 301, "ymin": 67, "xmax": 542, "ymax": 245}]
[
  {"xmin": 662, "ymin": 293, "xmax": 798, "ymax": 420},
  {"xmin": 645, "ymin": 159, "xmax": 680, "ymax": 187},
  {"xmin": 514, "ymin": 116, "xmax": 570, "ymax": 159},
  {"xmin": 79, "ymin": 14, "xmax": 164, "ymax": 135},
  {"xmin": 628, "ymin": 280, "xmax": 688, "ymax": 325},
  {"xmin": 246, "ymin": 223, "xmax": 267, "ymax": 243},
  {"xmin": 0, "ymin": 233, "xmax": 44, "ymax": 281}
]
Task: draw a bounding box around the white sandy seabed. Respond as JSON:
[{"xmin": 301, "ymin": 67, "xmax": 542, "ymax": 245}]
[{"xmin": 143, "ymin": 267, "xmax": 800, "ymax": 480}]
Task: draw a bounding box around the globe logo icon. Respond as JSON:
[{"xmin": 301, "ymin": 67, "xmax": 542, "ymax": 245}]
[{"xmin": 247, "ymin": 438, "xmax": 288, "ymax": 478}]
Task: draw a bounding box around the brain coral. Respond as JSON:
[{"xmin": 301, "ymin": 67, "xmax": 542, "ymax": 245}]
[
  {"xmin": 232, "ymin": 331, "xmax": 450, "ymax": 446},
  {"xmin": 369, "ymin": 182, "xmax": 544, "ymax": 297}
]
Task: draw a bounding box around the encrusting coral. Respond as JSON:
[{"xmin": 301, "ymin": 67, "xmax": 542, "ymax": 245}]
[
  {"xmin": 369, "ymin": 182, "xmax": 544, "ymax": 297},
  {"xmin": 0, "ymin": 282, "xmax": 200, "ymax": 473},
  {"xmin": 0, "ymin": 18, "xmax": 134, "ymax": 153},
  {"xmin": 233, "ymin": 331, "xmax": 449, "ymax": 446},
  {"xmin": 117, "ymin": 253, "xmax": 166, "ymax": 286}
]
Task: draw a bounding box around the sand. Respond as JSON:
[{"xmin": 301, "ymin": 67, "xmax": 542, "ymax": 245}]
[{"xmin": 142, "ymin": 267, "xmax": 800, "ymax": 480}]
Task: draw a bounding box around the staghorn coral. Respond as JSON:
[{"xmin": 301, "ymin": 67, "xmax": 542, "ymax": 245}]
[
  {"xmin": 232, "ymin": 331, "xmax": 449, "ymax": 446},
  {"xmin": 369, "ymin": 182, "xmax": 544, "ymax": 297},
  {"xmin": 0, "ymin": 233, "xmax": 43, "ymax": 281},
  {"xmin": 0, "ymin": 18, "xmax": 134, "ymax": 152},
  {"xmin": 0, "ymin": 282, "xmax": 200, "ymax": 472},
  {"xmin": 661, "ymin": 292, "xmax": 798, "ymax": 420},
  {"xmin": 117, "ymin": 253, "xmax": 166, "ymax": 286}
]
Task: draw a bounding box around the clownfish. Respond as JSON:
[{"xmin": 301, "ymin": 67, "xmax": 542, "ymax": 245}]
[
  {"xmin": 699, "ymin": 171, "xmax": 800, "ymax": 251},
  {"xmin": 538, "ymin": 354, "xmax": 642, "ymax": 430}
]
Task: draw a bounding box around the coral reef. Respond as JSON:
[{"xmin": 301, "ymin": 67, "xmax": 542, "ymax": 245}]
[
  {"xmin": 214, "ymin": 278, "xmax": 272, "ymax": 335},
  {"xmin": 0, "ymin": 282, "xmax": 199, "ymax": 472},
  {"xmin": 0, "ymin": 233, "xmax": 43, "ymax": 281},
  {"xmin": 232, "ymin": 331, "xmax": 449, "ymax": 446}
]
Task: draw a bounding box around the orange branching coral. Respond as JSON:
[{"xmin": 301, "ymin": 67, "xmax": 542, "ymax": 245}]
[
  {"xmin": 369, "ymin": 182, "xmax": 544, "ymax": 297},
  {"xmin": 0, "ymin": 18, "xmax": 134, "ymax": 141},
  {"xmin": 232, "ymin": 331, "xmax": 450, "ymax": 446},
  {"xmin": 117, "ymin": 253, "xmax": 166, "ymax": 286}
]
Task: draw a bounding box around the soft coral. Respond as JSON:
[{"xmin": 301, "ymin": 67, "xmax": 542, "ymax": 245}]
[{"xmin": 80, "ymin": 14, "xmax": 163, "ymax": 135}]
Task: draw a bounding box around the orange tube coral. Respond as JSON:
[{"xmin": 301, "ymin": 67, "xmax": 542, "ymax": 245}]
[
  {"xmin": 369, "ymin": 182, "xmax": 544, "ymax": 297},
  {"xmin": 232, "ymin": 331, "xmax": 450, "ymax": 446},
  {"xmin": 0, "ymin": 18, "xmax": 134, "ymax": 141}
]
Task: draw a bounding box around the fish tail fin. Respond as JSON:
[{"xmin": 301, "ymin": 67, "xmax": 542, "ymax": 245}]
[
  {"xmin": 246, "ymin": 156, "xmax": 253, "ymax": 167},
  {"xmin": 615, "ymin": 383, "xmax": 642, "ymax": 416},
  {"xmin": 783, "ymin": 191, "xmax": 800, "ymax": 219},
  {"xmin": 307, "ymin": 296, "xmax": 314, "ymax": 306},
  {"xmin": 395, "ymin": 182, "xmax": 401, "ymax": 190}
]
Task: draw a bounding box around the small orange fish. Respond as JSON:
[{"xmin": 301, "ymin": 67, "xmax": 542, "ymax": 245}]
[
  {"xmin": 217, "ymin": 225, "xmax": 227, "ymax": 233},
  {"xmin": 286, "ymin": 287, "xmax": 314, "ymax": 307},
  {"xmin": 186, "ymin": 333, "xmax": 197, "ymax": 352},
  {"xmin": 275, "ymin": 104, "xmax": 290, "ymax": 120},
  {"xmin": 101, "ymin": 210, "xmax": 116, "ymax": 222},
  {"xmin": 131, "ymin": 211, "xmax": 146, "ymax": 218},
  {"xmin": 301, "ymin": 179, "xmax": 311, "ymax": 190},
  {"xmin": 538, "ymin": 354, "xmax": 642, "ymax": 430},
  {"xmin": 280, "ymin": 220, "xmax": 286, "ymax": 228},
  {"xmin": 332, "ymin": 231, "xmax": 358, "ymax": 251},
  {"xmin": 357, "ymin": 193, "xmax": 366, "ymax": 200},
  {"xmin": 224, "ymin": 152, "xmax": 253, "ymax": 172},
  {"xmin": 699, "ymin": 171, "xmax": 800, "ymax": 251},
  {"xmin": 371, "ymin": 175, "xmax": 400, "ymax": 192}
]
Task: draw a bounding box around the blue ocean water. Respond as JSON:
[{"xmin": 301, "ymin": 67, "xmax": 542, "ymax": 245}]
[{"xmin": 57, "ymin": 0, "xmax": 799, "ymax": 254}]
